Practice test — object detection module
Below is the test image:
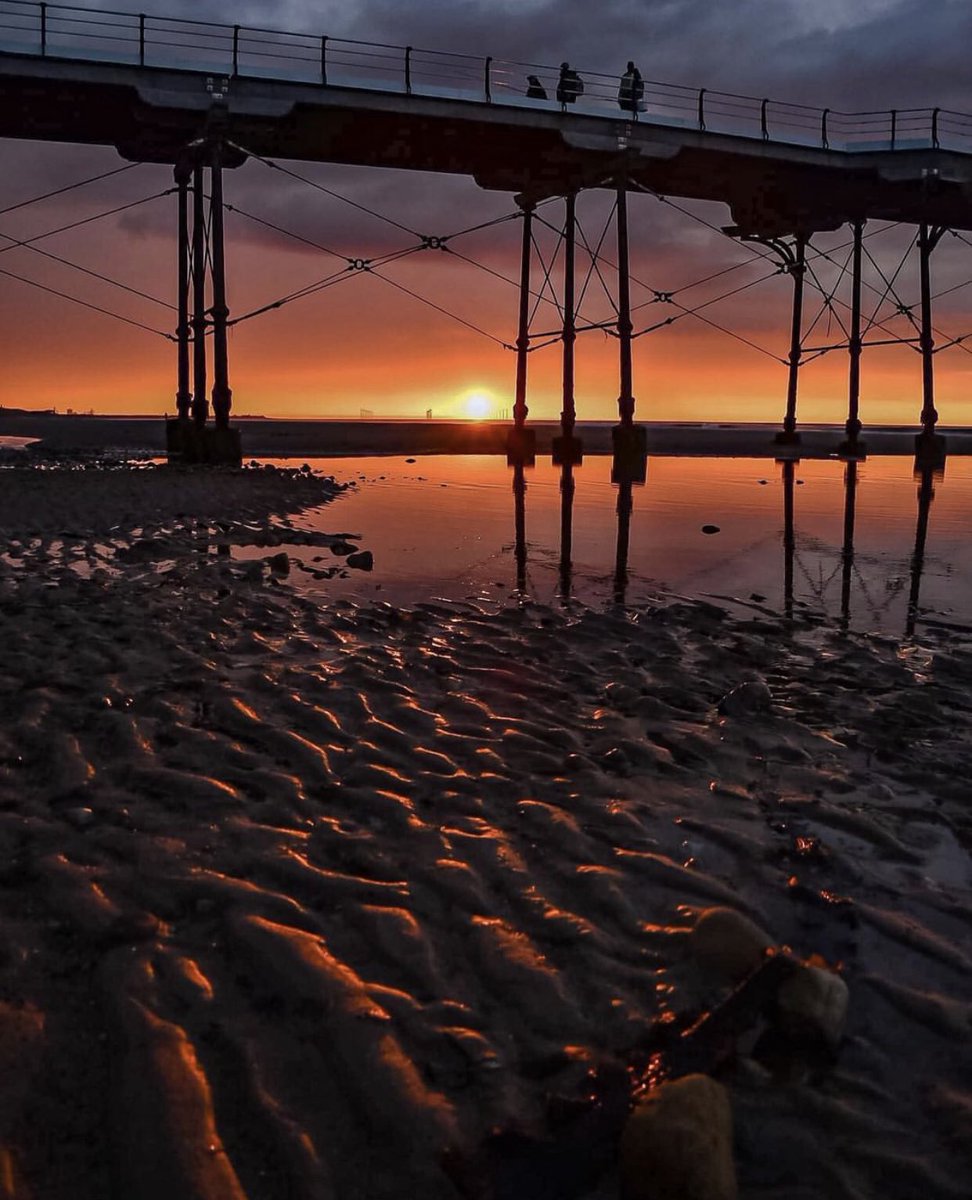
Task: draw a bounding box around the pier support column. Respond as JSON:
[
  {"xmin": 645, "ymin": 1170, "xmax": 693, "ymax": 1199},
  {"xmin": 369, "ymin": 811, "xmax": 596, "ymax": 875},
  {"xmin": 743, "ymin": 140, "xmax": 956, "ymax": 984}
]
[
  {"xmin": 553, "ymin": 192, "xmax": 583, "ymax": 468},
  {"xmin": 191, "ymin": 164, "xmax": 208, "ymax": 429},
  {"xmin": 175, "ymin": 164, "xmax": 191, "ymax": 425},
  {"xmin": 612, "ymin": 178, "xmax": 647, "ymax": 484},
  {"xmin": 916, "ymin": 223, "xmax": 947, "ymax": 464},
  {"xmin": 507, "ymin": 199, "xmax": 536, "ymax": 465},
  {"xmin": 778, "ymin": 234, "xmax": 806, "ymax": 446},
  {"xmin": 209, "ymin": 145, "xmax": 232, "ymax": 432},
  {"xmin": 839, "ymin": 220, "xmax": 866, "ymax": 458}
]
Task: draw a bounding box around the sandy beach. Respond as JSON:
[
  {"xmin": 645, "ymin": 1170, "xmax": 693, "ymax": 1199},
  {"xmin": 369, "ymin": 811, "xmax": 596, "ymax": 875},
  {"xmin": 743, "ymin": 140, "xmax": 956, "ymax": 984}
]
[{"xmin": 0, "ymin": 456, "xmax": 970, "ymax": 1199}]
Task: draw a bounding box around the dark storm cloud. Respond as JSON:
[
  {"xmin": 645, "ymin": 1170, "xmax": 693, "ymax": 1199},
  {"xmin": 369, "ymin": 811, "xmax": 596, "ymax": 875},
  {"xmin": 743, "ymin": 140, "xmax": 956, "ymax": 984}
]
[
  {"xmin": 77, "ymin": 0, "xmax": 968, "ymax": 107},
  {"xmin": 8, "ymin": 0, "xmax": 972, "ymax": 333}
]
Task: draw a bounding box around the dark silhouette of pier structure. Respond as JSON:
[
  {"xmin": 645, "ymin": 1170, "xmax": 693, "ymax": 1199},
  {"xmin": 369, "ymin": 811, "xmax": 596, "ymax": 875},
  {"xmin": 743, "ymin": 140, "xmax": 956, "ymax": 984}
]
[{"xmin": 3, "ymin": 1, "xmax": 972, "ymax": 467}]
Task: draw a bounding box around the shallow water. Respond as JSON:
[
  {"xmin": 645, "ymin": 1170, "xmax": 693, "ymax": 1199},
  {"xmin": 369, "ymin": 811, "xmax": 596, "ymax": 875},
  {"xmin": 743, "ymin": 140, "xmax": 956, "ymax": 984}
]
[{"xmin": 276, "ymin": 454, "xmax": 972, "ymax": 636}]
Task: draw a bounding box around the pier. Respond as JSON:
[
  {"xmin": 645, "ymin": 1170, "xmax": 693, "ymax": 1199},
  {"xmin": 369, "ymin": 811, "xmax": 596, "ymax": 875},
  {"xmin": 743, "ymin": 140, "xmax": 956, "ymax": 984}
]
[{"xmin": 3, "ymin": 1, "xmax": 972, "ymax": 465}]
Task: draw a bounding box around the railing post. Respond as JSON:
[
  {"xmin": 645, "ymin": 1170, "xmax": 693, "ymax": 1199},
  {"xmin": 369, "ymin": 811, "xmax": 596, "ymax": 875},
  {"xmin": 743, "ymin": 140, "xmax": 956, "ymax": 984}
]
[
  {"xmin": 821, "ymin": 108, "xmax": 829, "ymax": 149},
  {"xmin": 760, "ymin": 98, "xmax": 769, "ymax": 141},
  {"xmin": 40, "ymin": 2, "xmax": 47, "ymax": 56},
  {"xmin": 139, "ymin": 14, "xmax": 145, "ymax": 67},
  {"xmin": 232, "ymin": 25, "xmax": 239, "ymax": 77},
  {"xmin": 405, "ymin": 45, "xmax": 412, "ymax": 95},
  {"xmin": 320, "ymin": 35, "xmax": 328, "ymax": 85},
  {"xmin": 890, "ymin": 108, "xmax": 897, "ymax": 150},
  {"xmin": 697, "ymin": 87, "xmax": 706, "ymax": 131},
  {"xmin": 484, "ymin": 55, "xmax": 492, "ymax": 103},
  {"xmin": 931, "ymin": 107, "xmax": 940, "ymax": 149}
]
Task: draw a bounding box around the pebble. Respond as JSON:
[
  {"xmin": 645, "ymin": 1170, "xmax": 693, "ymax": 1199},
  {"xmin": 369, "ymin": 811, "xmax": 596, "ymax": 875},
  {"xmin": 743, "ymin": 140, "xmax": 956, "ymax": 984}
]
[
  {"xmin": 621, "ymin": 1074, "xmax": 737, "ymax": 1200},
  {"xmin": 701, "ymin": 524, "xmax": 721, "ymax": 535},
  {"xmin": 690, "ymin": 906, "xmax": 773, "ymax": 983}
]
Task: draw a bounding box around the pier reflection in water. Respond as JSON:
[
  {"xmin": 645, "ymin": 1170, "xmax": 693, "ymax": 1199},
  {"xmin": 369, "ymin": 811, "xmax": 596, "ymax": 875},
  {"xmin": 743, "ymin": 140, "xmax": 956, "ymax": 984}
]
[
  {"xmin": 288, "ymin": 454, "xmax": 969, "ymax": 637},
  {"xmin": 506, "ymin": 454, "xmax": 950, "ymax": 635}
]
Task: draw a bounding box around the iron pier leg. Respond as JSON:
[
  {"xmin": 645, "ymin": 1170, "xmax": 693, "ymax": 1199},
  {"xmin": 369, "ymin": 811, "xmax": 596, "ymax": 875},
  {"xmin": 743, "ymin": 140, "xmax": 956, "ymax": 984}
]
[
  {"xmin": 507, "ymin": 200, "xmax": 536, "ymax": 465},
  {"xmin": 175, "ymin": 165, "xmax": 191, "ymax": 426},
  {"xmin": 209, "ymin": 147, "xmax": 232, "ymax": 431},
  {"xmin": 916, "ymin": 223, "xmax": 947, "ymax": 464},
  {"xmin": 776, "ymin": 233, "xmax": 806, "ymax": 446},
  {"xmin": 612, "ymin": 178, "xmax": 647, "ymax": 484},
  {"xmin": 839, "ymin": 220, "xmax": 866, "ymax": 457},
  {"xmin": 191, "ymin": 164, "xmax": 208, "ymax": 429},
  {"xmin": 617, "ymin": 183, "xmax": 634, "ymax": 424},
  {"xmin": 840, "ymin": 459, "xmax": 858, "ymax": 630},
  {"xmin": 553, "ymin": 192, "xmax": 582, "ymax": 467}
]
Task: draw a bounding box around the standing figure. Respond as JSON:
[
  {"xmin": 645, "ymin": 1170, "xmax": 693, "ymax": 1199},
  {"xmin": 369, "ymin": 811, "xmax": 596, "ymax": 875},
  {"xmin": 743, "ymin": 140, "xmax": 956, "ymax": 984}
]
[
  {"xmin": 618, "ymin": 61, "xmax": 644, "ymax": 113},
  {"xmin": 556, "ymin": 62, "xmax": 584, "ymax": 108},
  {"xmin": 525, "ymin": 74, "xmax": 548, "ymax": 100}
]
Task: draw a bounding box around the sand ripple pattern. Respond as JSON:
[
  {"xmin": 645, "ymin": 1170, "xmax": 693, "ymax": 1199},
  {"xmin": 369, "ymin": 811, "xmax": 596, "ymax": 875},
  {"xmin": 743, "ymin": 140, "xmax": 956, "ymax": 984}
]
[{"xmin": 0, "ymin": 468, "xmax": 969, "ymax": 1198}]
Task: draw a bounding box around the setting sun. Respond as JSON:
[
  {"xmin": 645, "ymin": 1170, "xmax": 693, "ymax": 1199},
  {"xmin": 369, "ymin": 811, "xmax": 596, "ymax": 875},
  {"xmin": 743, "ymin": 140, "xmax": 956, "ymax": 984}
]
[{"xmin": 464, "ymin": 390, "xmax": 493, "ymax": 419}]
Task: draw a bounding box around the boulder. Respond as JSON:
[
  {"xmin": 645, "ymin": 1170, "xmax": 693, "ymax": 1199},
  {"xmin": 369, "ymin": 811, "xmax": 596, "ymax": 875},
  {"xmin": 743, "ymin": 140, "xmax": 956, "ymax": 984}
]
[
  {"xmin": 347, "ymin": 550, "xmax": 374, "ymax": 571},
  {"xmin": 777, "ymin": 963, "xmax": 848, "ymax": 1046},
  {"xmin": 620, "ymin": 1074, "xmax": 737, "ymax": 1200},
  {"xmin": 690, "ymin": 906, "xmax": 772, "ymax": 984},
  {"xmin": 267, "ymin": 552, "xmax": 290, "ymax": 575}
]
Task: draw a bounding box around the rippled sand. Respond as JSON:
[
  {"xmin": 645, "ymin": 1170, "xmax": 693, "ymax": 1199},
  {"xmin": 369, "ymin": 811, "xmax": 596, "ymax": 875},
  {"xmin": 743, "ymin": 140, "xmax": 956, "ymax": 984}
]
[{"xmin": 0, "ymin": 461, "xmax": 969, "ymax": 1199}]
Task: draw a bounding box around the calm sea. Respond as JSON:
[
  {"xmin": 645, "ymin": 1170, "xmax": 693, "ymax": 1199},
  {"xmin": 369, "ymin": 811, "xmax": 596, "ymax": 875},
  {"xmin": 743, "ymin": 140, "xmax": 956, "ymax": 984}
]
[{"xmin": 269, "ymin": 454, "xmax": 972, "ymax": 637}]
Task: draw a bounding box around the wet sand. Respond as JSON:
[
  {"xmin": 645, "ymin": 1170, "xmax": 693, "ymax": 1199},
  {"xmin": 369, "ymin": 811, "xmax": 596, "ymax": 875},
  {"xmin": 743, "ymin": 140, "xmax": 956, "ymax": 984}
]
[
  {"xmin": 0, "ymin": 459, "xmax": 969, "ymax": 1199},
  {"xmin": 5, "ymin": 411, "xmax": 972, "ymax": 458}
]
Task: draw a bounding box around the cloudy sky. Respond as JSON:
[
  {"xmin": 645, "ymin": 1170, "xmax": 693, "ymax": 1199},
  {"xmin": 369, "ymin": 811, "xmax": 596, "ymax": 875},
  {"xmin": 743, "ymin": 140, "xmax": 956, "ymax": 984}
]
[{"xmin": 2, "ymin": 0, "xmax": 971, "ymax": 423}]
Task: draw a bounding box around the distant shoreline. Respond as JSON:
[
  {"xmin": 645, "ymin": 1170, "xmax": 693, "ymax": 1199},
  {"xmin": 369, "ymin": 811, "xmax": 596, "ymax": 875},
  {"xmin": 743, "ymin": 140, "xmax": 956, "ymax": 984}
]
[{"xmin": 3, "ymin": 412, "xmax": 972, "ymax": 458}]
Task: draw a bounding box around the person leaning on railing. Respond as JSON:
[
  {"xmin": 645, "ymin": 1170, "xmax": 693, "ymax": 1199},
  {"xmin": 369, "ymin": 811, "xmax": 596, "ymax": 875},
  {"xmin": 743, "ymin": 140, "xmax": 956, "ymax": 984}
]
[
  {"xmin": 618, "ymin": 61, "xmax": 645, "ymax": 113},
  {"xmin": 557, "ymin": 62, "xmax": 584, "ymax": 108}
]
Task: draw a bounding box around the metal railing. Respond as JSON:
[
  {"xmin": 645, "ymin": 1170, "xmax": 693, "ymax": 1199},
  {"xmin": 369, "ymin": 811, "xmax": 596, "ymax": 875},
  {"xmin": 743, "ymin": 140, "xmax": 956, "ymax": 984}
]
[{"xmin": 0, "ymin": 0, "xmax": 969, "ymax": 154}]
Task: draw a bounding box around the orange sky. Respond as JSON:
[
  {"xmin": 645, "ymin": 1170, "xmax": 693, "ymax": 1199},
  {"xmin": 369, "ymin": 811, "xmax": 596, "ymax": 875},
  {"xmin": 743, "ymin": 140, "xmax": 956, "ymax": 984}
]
[{"xmin": 3, "ymin": 147, "xmax": 972, "ymax": 426}]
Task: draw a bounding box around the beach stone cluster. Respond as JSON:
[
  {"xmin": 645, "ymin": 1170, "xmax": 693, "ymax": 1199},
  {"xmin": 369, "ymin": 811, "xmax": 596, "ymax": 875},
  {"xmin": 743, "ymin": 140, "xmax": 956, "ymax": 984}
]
[{"xmin": 621, "ymin": 905, "xmax": 849, "ymax": 1198}]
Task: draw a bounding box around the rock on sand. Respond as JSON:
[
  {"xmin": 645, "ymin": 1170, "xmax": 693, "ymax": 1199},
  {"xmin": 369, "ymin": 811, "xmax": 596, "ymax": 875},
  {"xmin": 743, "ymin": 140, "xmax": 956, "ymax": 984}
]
[
  {"xmin": 777, "ymin": 963, "xmax": 849, "ymax": 1046},
  {"xmin": 621, "ymin": 1073, "xmax": 737, "ymax": 1200},
  {"xmin": 690, "ymin": 906, "xmax": 773, "ymax": 984}
]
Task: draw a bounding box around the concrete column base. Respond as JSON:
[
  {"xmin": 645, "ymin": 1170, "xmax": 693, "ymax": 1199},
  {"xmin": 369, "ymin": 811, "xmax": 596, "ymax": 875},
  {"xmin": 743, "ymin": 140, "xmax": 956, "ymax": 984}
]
[
  {"xmin": 552, "ymin": 433, "xmax": 583, "ymax": 467},
  {"xmin": 166, "ymin": 419, "xmax": 242, "ymax": 466},
  {"xmin": 506, "ymin": 425, "xmax": 537, "ymax": 467},
  {"xmin": 611, "ymin": 423, "xmax": 648, "ymax": 484},
  {"xmin": 914, "ymin": 431, "xmax": 947, "ymax": 471}
]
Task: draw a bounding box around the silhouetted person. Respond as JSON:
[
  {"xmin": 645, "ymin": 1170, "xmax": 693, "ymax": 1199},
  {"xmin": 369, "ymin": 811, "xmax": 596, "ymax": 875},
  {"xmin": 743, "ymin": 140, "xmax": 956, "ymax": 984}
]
[
  {"xmin": 557, "ymin": 62, "xmax": 584, "ymax": 108},
  {"xmin": 618, "ymin": 61, "xmax": 644, "ymax": 113},
  {"xmin": 525, "ymin": 74, "xmax": 547, "ymax": 100}
]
